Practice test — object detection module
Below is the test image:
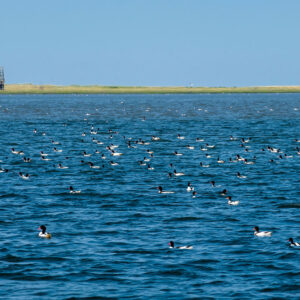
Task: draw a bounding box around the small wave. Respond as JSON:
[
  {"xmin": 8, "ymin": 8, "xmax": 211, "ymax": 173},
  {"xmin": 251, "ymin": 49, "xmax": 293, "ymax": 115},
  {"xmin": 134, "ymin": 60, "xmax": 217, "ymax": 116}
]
[
  {"xmin": 86, "ymin": 276, "xmax": 126, "ymax": 283},
  {"xmin": 0, "ymin": 254, "xmax": 69, "ymax": 263},
  {"xmin": 155, "ymin": 268, "xmax": 193, "ymax": 276},
  {"xmin": 66, "ymin": 296, "xmax": 117, "ymax": 300},
  {"xmin": 0, "ymin": 254, "xmax": 23, "ymax": 262},
  {"xmin": 100, "ymin": 204, "xmax": 117, "ymax": 208},
  {"xmin": 223, "ymin": 217, "xmax": 240, "ymax": 222},
  {"xmin": 0, "ymin": 193, "xmax": 28, "ymax": 199},
  {"xmin": 281, "ymin": 271, "xmax": 300, "ymax": 277},
  {"xmin": 190, "ymin": 259, "xmax": 220, "ymax": 264},
  {"xmin": 0, "ymin": 220, "xmax": 12, "ymax": 225},
  {"xmin": 260, "ymin": 284, "xmax": 300, "ymax": 292},
  {"xmin": 104, "ymin": 221, "xmax": 128, "ymax": 226},
  {"xmin": 112, "ymin": 249, "xmax": 157, "ymax": 255},
  {"xmin": 0, "ymin": 272, "xmax": 68, "ymax": 281},
  {"xmin": 279, "ymin": 253, "xmax": 298, "ymax": 259},
  {"xmin": 94, "ymin": 230, "xmax": 119, "ymax": 235},
  {"xmin": 29, "ymin": 256, "xmax": 69, "ymax": 262},
  {"xmin": 277, "ymin": 203, "xmax": 300, "ymax": 208},
  {"xmin": 164, "ymin": 216, "xmax": 201, "ymax": 222}
]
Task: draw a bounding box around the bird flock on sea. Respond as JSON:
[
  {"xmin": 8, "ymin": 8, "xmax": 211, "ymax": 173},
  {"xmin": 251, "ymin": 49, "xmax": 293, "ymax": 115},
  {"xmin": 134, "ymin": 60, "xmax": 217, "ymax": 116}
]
[{"xmin": 1, "ymin": 111, "xmax": 300, "ymax": 249}]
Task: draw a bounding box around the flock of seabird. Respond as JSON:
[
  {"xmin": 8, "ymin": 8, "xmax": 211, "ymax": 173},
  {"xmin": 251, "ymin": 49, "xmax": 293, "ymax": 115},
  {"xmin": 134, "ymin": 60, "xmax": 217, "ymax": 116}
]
[{"xmin": 1, "ymin": 118, "xmax": 299, "ymax": 249}]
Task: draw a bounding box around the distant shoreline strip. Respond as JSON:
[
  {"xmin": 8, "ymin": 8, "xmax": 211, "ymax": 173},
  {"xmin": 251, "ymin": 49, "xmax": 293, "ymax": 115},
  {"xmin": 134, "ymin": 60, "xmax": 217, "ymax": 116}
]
[{"xmin": 2, "ymin": 84, "xmax": 300, "ymax": 94}]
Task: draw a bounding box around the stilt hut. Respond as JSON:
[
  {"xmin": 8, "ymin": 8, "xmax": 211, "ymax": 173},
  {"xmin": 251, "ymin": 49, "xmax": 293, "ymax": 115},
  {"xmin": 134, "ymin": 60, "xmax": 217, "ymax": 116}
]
[{"xmin": 0, "ymin": 67, "xmax": 4, "ymax": 90}]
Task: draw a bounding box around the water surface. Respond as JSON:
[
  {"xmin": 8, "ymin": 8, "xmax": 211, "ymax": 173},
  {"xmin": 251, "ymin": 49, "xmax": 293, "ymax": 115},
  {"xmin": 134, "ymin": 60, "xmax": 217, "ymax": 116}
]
[{"xmin": 0, "ymin": 93, "xmax": 299, "ymax": 299}]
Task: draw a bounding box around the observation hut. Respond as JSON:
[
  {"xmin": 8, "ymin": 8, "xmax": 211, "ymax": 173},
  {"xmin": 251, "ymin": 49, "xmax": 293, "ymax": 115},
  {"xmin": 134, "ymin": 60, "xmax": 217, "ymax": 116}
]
[{"xmin": 0, "ymin": 67, "xmax": 4, "ymax": 90}]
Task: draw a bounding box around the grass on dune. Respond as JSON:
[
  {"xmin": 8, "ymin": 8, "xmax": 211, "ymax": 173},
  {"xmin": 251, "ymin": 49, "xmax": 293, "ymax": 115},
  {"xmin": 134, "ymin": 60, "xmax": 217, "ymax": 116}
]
[{"xmin": 2, "ymin": 84, "xmax": 300, "ymax": 94}]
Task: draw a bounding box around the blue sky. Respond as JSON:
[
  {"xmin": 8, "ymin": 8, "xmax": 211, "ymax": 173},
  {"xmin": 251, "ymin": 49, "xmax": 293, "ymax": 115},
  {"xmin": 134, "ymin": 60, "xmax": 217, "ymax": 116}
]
[{"xmin": 1, "ymin": 0, "xmax": 300, "ymax": 86}]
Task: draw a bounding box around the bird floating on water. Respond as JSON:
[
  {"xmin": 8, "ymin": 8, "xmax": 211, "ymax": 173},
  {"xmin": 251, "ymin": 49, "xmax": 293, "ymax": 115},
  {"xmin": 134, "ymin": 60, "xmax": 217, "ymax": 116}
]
[
  {"xmin": 19, "ymin": 172, "xmax": 30, "ymax": 180},
  {"xmin": 288, "ymin": 238, "xmax": 300, "ymax": 247},
  {"xmin": 69, "ymin": 186, "xmax": 81, "ymax": 194},
  {"xmin": 253, "ymin": 226, "xmax": 272, "ymax": 237},
  {"xmin": 157, "ymin": 186, "xmax": 174, "ymax": 194},
  {"xmin": 226, "ymin": 196, "xmax": 239, "ymax": 206},
  {"xmin": 38, "ymin": 225, "xmax": 51, "ymax": 239},
  {"xmin": 169, "ymin": 241, "xmax": 193, "ymax": 249},
  {"xmin": 187, "ymin": 182, "xmax": 194, "ymax": 192}
]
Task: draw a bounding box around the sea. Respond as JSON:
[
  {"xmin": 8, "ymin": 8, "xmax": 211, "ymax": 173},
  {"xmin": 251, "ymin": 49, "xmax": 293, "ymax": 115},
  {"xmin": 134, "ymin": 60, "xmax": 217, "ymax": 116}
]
[{"xmin": 0, "ymin": 93, "xmax": 299, "ymax": 299}]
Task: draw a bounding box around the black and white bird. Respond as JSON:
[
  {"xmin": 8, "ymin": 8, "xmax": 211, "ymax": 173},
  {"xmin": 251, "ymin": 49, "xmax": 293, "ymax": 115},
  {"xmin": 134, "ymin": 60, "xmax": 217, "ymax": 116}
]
[
  {"xmin": 169, "ymin": 241, "xmax": 193, "ymax": 250},
  {"xmin": 38, "ymin": 225, "xmax": 52, "ymax": 239},
  {"xmin": 288, "ymin": 238, "xmax": 300, "ymax": 247},
  {"xmin": 253, "ymin": 226, "xmax": 272, "ymax": 237}
]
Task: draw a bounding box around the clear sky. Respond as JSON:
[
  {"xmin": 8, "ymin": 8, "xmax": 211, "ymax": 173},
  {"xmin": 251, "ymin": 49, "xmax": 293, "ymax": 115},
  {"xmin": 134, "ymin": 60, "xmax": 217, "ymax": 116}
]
[{"xmin": 1, "ymin": 0, "xmax": 300, "ymax": 86}]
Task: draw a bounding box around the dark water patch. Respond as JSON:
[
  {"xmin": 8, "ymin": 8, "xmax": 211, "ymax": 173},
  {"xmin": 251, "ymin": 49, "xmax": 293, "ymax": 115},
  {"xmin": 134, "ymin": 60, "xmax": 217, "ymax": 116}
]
[
  {"xmin": 189, "ymin": 259, "xmax": 220, "ymax": 264},
  {"xmin": 0, "ymin": 272, "xmax": 69, "ymax": 281},
  {"xmin": 100, "ymin": 204, "xmax": 118, "ymax": 209},
  {"xmin": 0, "ymin": 254, "xmax": 69, "ymax": 263},
  {"xmin": 86, "ymin": 276, "xmax": 126, "ymax": 283},
  {"xmin": 260, "ymin": 284, "xmax": 300, "ymax": 293},
  {"xmin": 154, "ymin": 268, "xmax": 198, "ymax": 277},
  {"xmin": 0, "ymin": 254, "xmax": 23, "ymax": 262},
  {"xmin": 93, "ymin": 230, "xmax": 119, "ymax": 235},
  {"xmin": 163, "ymin": 216, "xmax": 201, "ymax": 222},
  {"xmin": 66, "ymin": 297, "xmax": 118, "ymax": 300},
  {"xmin": 277, "ymin": 203, "xmax": 300, "ymax": 209},
  {"xmin": 279, "ymin": 253, "xmax": 298, "ymax": 259},
  {"xmin": 281, "ymin": 271, "xmax": 300, "ymax": 277},
  {"xmin": 112, "ymin": 249, "xmax": 158, "ymax": 255},
  {"xmin": 0, "ymin": 193, "xmax": 29, "ymax": 199}
]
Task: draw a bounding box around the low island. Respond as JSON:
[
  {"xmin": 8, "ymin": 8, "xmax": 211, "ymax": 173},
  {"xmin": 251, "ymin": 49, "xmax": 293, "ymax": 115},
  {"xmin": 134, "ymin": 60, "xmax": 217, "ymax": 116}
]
[{"xmin": 1, "ymin": 84, "xmax": 300, "ymax": 94}]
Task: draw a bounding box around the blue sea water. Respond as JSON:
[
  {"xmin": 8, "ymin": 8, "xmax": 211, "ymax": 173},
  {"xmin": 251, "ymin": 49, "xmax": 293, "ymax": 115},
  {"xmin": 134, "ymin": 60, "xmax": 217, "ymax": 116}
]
[{"xmin": 0, "ymin": 93, "xmax": 299, "ymax": 299}]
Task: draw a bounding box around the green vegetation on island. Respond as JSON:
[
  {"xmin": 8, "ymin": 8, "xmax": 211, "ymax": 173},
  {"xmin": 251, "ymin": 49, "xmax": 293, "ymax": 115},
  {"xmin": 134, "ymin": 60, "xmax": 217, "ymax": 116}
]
[{"xmin": 1, "ymin": 84, "xmax": 300, "ymax": 94}]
